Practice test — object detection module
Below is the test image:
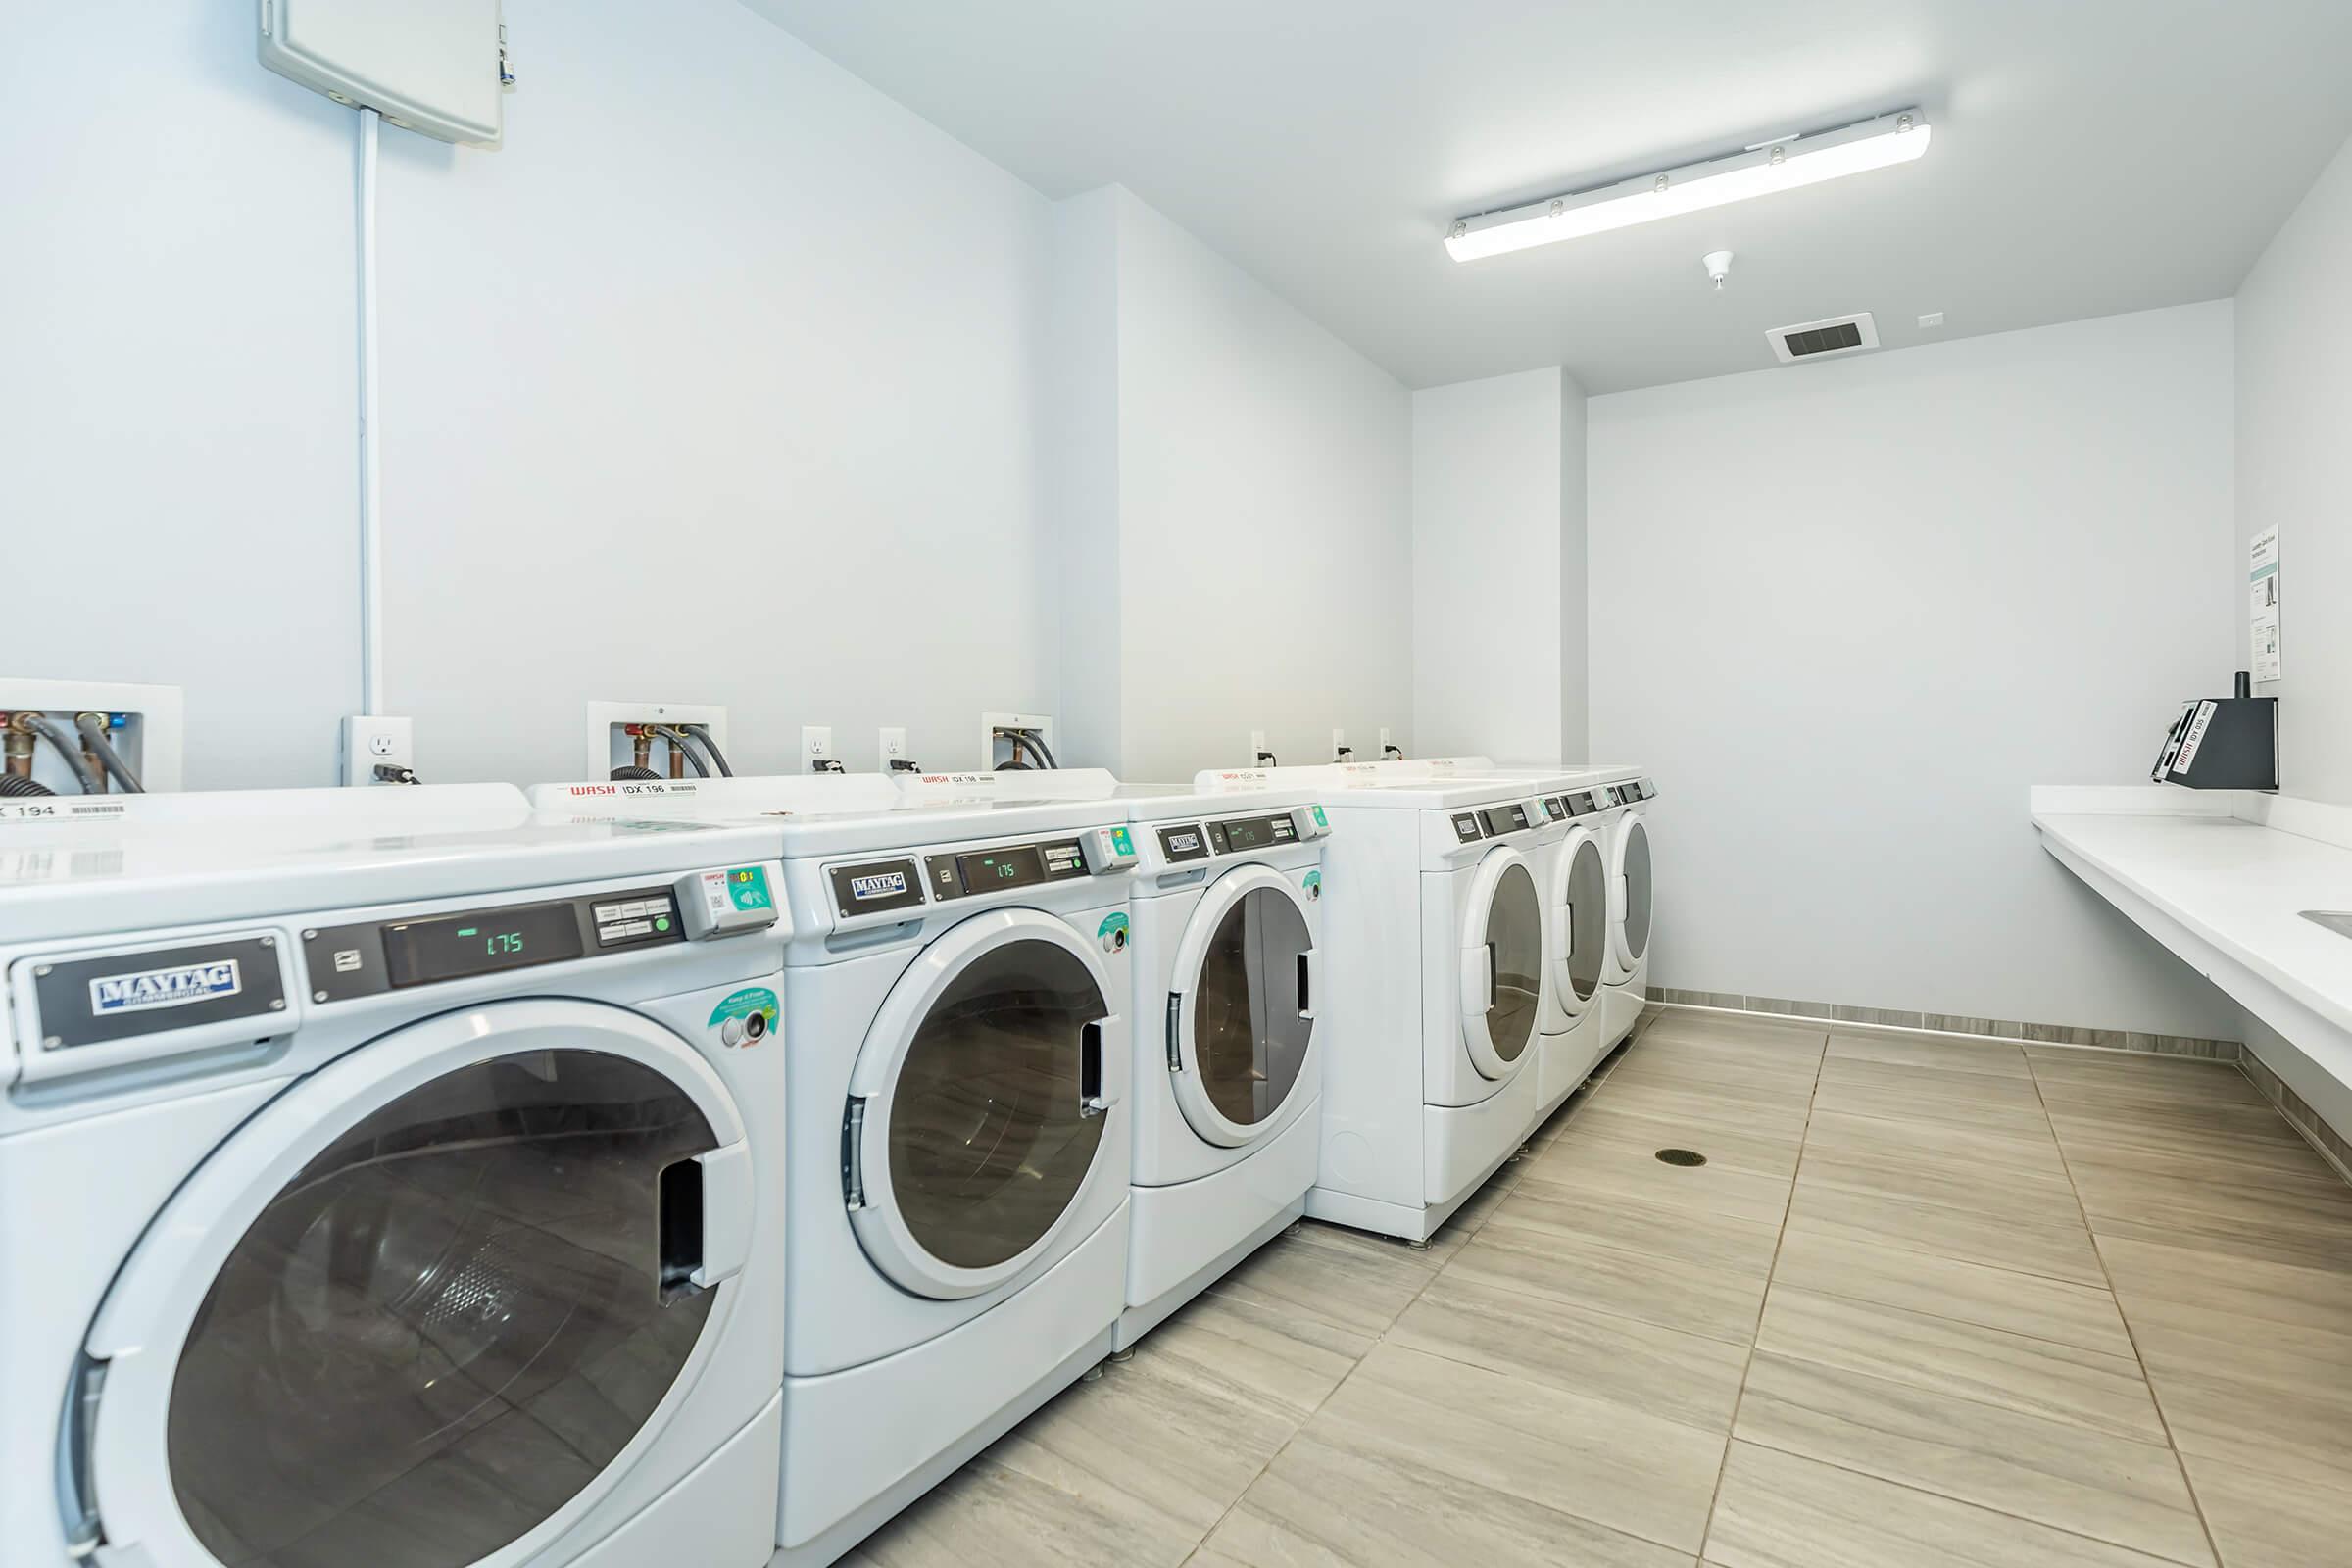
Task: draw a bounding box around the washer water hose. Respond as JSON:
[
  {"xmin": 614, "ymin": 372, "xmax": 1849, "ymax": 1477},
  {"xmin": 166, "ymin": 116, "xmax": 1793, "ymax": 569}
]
[
  {"xmin": 20, "ymin": 715, "xmax": 102, "ymax": 794},
  {"xmin": 0, "ymin": 774, "xmax": 56, "ymax": 798},
  {"xmin": 74, "ymin": 713, "xmax": 144, "ymax": 793},
  {"xmin": 651, "ymin": 725, "xmax": 710, "ymax": 777},
  {"xmin": 610, "ymin": 764, "xmax": 663, "ymax": 781},
  {"xmin": 680, "ymin": 722, "xmax": 733, "ymax": 777}
]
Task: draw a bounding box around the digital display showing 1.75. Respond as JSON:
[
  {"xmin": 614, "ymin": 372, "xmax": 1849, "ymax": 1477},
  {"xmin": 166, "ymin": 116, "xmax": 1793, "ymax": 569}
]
[
  {"xmin": 1216, "ymin": 814, "xmax": 1297, "ymax": 852},
  {"xmin": 384, "ymin": 901, "xmax": 585, "ymax": 987},
  {"xmin": 956, "ymin": 844, "xmax": 1048, "ymax": 893}
]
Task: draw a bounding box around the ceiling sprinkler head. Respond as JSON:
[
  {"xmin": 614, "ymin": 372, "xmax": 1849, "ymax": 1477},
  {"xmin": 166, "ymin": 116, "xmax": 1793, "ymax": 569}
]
[{"xmin": 1703, "ymin": 249, "xmax": 1734, "ymax": 290}]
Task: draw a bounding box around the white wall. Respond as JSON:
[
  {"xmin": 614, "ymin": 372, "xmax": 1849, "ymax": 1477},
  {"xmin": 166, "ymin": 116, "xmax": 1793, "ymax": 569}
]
[
  {"xmin": 1412, "ymin": 369, "xmax": 1566, "ymax": 764},
  {"xmin": 1590, "ymin": 302, "xmax": 2241, "ymax": 1037},
  {"xmin": 2, "ymin": 0, "xmax": 1061, "ymax": 788},
  {"xmin": 1559, "ymin": 375, "xmax": 1591, "ymax": 762},
  {"xmin": 1409, "ymin": 366, "xmax": 1592, "ymax": 765},
  {"xmin": 1, "ymin": 3, "xmax": 361, "ymax": 788},
  {"xmin": 2238, "ymin": 130, "xmax": 2352, "ymax": 804},
  {"xmin": 379, "ymin": 0, "xmax": 1059, "ymax": 784},
  {"xmin": 1060, "ymin": 187, "xmax": 1414, "ymax": 783}
]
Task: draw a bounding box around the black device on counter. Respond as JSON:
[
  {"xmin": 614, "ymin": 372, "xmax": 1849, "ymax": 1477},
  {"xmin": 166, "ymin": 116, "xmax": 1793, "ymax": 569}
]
[{"xmin": 2152, "ymin": 671, "xmax": 2277, "ymax": 790}]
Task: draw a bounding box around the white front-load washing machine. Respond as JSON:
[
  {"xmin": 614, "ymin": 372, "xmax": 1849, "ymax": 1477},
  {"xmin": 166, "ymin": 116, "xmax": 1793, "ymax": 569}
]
[
  {"xmin": 534, "ymin": 773, "xmax": 1143, "ymax": 1566},
  {"xmin": 1197, "ymin": 762, "xmax": 1553, "ymax": 1242},
  {"xmin": 1109, "ymin": 785, "xmax": 1330, "ymax": 1348},
  {"xmin": 885, "ymin": 772, "xmax": 1334, "ymax": 1351},
  {"xmin": 0, "ymin": 785, "xmax": 793, "ymax": 1568}
]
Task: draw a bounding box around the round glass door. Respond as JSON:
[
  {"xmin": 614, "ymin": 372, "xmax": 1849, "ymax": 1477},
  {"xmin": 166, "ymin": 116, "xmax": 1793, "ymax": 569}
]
[
  {"xmin": 1173, "ymin": 872, "xmax": 1315, "ymax": 1145},
  {"xmin": 162, "ymin": 1049, "xmax": 721, "ymax": 1568},
  {"xmin": 1612, "ymin": 816, "xmax": 1652, "ymax": 971},
  {"xmin": 1558, "ymin": 834, "xmax": 1606, "ymax": 1014},
  {"xmin": 1461, "ymin": 852, "xmax": 1542, "ymax": 1077},
  {"xmin": 850, "ymin": 912, "xmax": 1113, "ymax": 1298}
]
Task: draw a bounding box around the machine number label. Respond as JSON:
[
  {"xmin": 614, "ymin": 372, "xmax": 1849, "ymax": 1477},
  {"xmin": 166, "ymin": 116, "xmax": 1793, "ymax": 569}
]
[{"xmin": 89, "ymin": 959, "xmax": 242, "ymax": 1015}]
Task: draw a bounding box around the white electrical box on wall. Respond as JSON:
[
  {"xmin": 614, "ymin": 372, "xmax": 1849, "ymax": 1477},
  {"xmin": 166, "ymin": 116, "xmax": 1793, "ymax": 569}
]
[
  {"xmin": 585, "ymin": 701, "xmax": 730, "ymax": 781},
  {"xmin": 259, "ymin": 0, "xmax": 509, "ymax": 147}
]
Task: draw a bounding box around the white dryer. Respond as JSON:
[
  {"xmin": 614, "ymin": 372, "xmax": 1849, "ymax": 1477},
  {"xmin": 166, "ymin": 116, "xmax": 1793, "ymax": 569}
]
[
  {"xmin": 1593, "ymin": 777, "xmax": 1658, "ymax": 1046},
  {"xmin": 1406, "ymin": 759, "xmax": 1655, "ymax": 1098},
  {"xmin": 1197, "ymin": 762, "xmax": 1553, "ymax": 1243},
  {"xmin": 532, "ymin": 773, "xmax": 1141, "ymax": 1567},
  {"xmin": 0, "ymin": 786, "xmax": 792, "ymax": 1568}
]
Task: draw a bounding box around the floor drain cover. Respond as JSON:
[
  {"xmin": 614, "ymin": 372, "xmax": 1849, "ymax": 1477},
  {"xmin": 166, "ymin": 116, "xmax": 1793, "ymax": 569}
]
[{"xmin": 1654, "ymin": 1148, "xmax": 1708, "ymax": 1167}]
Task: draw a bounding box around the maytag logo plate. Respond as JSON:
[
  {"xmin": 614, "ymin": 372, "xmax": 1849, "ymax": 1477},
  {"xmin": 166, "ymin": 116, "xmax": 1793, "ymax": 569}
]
[{"xmin": 89, "ymin": 959, "xmax": 242, "ymax": 1015}]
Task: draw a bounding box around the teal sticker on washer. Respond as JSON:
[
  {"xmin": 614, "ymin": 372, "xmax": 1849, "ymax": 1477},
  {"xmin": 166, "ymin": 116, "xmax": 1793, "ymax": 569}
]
[
  {"xmin": 726, "ymin": 866, "xmax": 773, "ymax": 912},
  {"xmin": 708, "ymin": 986, "xmax": 779, "ymax": 1030},
  {"xmin": 1302, "ymin": 869, "xmax": 1322, "ymax": 895},
  {"xmin": 1108, "ymin": 826, "xmax": 1135, "ymax": 857},
  {"xmin": 1096, "ymin": 910, "xmax": 1131, "ymax": 953}
]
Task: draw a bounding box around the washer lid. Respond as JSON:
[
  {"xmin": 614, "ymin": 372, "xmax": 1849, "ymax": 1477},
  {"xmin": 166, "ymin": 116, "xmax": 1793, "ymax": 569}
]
[{"xmin": 74, "ymin": 1000, "xmax": 749, "ymax": 1568}]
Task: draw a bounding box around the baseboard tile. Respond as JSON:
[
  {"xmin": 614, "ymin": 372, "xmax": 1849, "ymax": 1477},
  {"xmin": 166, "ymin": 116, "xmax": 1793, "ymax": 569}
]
[
  {"xmin": 2240, "ymin": 1049, "xmax": 2352, "ymax": 1187},
  {"xmin": 1649, "ymin": 988, "xmax": 2240, "ymax": 1062}
]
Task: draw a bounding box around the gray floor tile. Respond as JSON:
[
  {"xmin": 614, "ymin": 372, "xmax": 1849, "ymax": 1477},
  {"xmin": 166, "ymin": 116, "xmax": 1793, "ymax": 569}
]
[
  {"xmin": 1704, "ymin": 1441, "xmax": 2191, "ymax": 1568},
  {"xmin": 1733, "ymin": 1352, "xmax": 2213, "ymax": 1566},
  {"xmin": 1203, "ymin": 1428, "xmax": 1695, "ymax": 1568},
  {"xmin": 1756, "ymin": 1284, "xmax": 2170, "ymax": 1444},
  {"xmin": 1305, "ymin": 1344, "xmax": 1728, "ymax": 1553},
  {"xmin": 1391, "ymin": 1270, "xmax": 1750, "ymax": 1431}
]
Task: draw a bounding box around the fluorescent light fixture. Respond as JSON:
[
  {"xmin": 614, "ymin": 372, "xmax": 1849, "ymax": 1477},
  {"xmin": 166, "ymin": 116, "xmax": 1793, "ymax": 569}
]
[{"xmin": 1446, "ymin": 109, "xmax": 1930, "ymax": 262}]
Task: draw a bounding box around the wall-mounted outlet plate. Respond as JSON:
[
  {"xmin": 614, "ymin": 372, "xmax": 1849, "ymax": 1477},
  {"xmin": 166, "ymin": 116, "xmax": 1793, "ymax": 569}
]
[
  {"xmin": 802, "ymin": 726, "xmax": 834, "ymax": 764},
  {"xmin": 981, "ymin": 711, "xmax": 1054, "ymax": 770},
  {"xmin": 585, "ymin": 701, "xmax": 727, "ymax": 780},
  {"xmin": 1331, "ymin": 728, "xmax": 1348, "ymax": 760},
  {"xmin": 1250, "ymin": 729, "xmax": 1268, "ymax": 764},
  {"xmin": 1379, "ymin": 726, "xmax": 1394, "ymax": 755},
  {"xmin": 339, "ymin": 715, "xmax": 415, "ymax": 785},
  {"xmin": 0, "ymin": 678, "xmax": 184, "ymax": 794},
  {"xmin": 878, "ymin": 726, "xmax": 908, "ymax": 772}
]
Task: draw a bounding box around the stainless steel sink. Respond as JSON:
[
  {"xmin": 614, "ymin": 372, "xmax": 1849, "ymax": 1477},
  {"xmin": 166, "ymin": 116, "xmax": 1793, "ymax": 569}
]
[{"xmin": 2299, "ymin": 911, "xmax": 2352, "ymax": 940}]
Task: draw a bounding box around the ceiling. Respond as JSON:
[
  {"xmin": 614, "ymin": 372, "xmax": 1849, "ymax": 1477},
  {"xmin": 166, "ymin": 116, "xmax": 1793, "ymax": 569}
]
[{"xmin": 746, "ymin": 1, "xmax": 2352, "ymax": 393}]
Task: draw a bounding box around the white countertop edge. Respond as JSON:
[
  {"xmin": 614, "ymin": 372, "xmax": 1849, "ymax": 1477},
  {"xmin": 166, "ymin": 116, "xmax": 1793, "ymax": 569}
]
[
  {"xmin": 2032, "ymin": 810, "xmax": 2352, "ymax": 1088},
  {"xmin": 2026, "ymin": 785, "xmax": 2352, "ymax": 858}
]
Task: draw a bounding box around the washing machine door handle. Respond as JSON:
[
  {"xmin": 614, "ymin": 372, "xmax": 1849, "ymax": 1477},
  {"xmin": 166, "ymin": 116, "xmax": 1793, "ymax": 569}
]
[
  {"xmin": 665, "ymin": 1139, "xmax": 756, "ymax": 1294},
  {"xmin": 1460, "ymin": 941, "xmax": 1496, "ymax": 1015},
  {"xmin": 1079, "ymin": 1016, "xmax": 1121, "ymax": 1116}
]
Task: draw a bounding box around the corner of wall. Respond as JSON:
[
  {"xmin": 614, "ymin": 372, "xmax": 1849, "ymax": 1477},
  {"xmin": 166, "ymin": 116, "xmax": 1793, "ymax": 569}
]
[
  {"xmin": 1048, "ymin": 187, "xmax": 1123, "ymax": 769},
  {"xmin": 1559, "ymin": 368, "xmax": 1591, "ymax": 763}
]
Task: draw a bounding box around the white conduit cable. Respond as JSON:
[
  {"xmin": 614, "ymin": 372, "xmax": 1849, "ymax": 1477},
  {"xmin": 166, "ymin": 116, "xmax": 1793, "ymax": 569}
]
[{"xmin": 357, "ymin": 106, "xmax": 385, "ymax": 716}]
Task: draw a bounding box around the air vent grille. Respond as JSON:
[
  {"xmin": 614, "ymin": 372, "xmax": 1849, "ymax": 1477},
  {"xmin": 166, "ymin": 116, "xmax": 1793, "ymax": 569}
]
[
  {"xmin": 1783, "ymin": 321, "xmax": 1863, "ymax": 357},
  {"xmin": 1767, "ymin": 312, "xmax": 1880, "ymax": 365}
]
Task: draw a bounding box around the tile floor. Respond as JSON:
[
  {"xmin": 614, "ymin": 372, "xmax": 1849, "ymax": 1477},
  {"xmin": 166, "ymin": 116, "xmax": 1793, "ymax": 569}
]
[{"xmin": 828, "ymin": 1010, "xmax": 2352, "ymax": 1568}]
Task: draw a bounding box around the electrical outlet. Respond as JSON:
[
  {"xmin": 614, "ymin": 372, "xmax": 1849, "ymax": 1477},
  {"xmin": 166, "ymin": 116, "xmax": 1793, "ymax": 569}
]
[
  {"xmin": 879, "ymin": 726, "xmax": 908, "ymax": 771},
  {"xmin": 1331, "ymin": 728, "xmax": 1348, "ymax": 761},
  {"xmin": 1250, "ymin": 729, "xmax": 1268, "ymax": 763},
  {"xmin": 340, "ymin": 715, "xmax": 414, "ymax": 785},
  {"xmin": 1379, "ymin": 726, "xmax": 1393, "ymax": 753},
  {"xmin": 803, "ymin": 726, "xmax": 833, "ymax": 762}
]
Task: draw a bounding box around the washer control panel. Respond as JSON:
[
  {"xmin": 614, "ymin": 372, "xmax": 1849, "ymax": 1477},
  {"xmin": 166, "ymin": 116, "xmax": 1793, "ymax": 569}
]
[{"xmin": 830, "ymin": 830, "xmax": 1134, "ymax": 917}]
